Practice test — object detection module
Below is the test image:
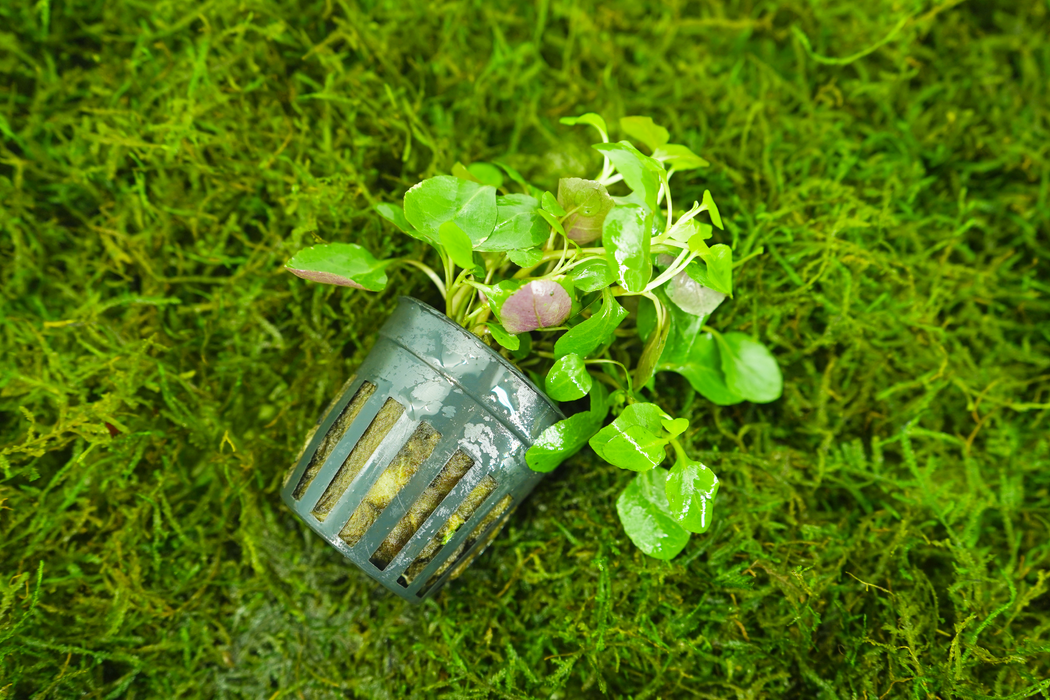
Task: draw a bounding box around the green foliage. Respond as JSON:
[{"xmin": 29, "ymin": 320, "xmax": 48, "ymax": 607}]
[{"xmin": 1, "ymin": 0, "xmax": 1048, "ymax": 697}]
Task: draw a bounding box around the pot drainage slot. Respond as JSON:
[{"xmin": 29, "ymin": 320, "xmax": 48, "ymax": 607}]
[
  {"xmin": 338, "ymin": 422, "xmax": 442, "ymax": 547},
  {"xmin": 293, "ymin": 380, "xmax": 376, "ymax": 500},
  {"xmin": 421, "ymin": 494, "xmax": 513, "ymax": 595},
  {"xmin": 397, "ymin": 474, "xmax": 503, "ymax": 587},
  {"xmin": 312, "ymin": 396, "xmax": 405, "ymax": 520},
  {"xmin": 370, "ymin": 449, "xmax": 476, "ymax": 570}
]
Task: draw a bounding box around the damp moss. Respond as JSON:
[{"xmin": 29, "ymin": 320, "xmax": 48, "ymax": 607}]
[{"xmin": 2, "ymin": 0, "xmax": 1048, "ymax": 697}]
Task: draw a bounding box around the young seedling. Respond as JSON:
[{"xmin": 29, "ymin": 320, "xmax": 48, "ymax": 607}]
[{"xmin": 286, "ymin": 114, "xmax": 783, "ymax": 559}]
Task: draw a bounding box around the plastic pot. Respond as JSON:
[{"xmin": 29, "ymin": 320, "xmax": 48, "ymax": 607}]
[{"xmin": 282, "ymin": 297, "xmax": 563, "ymax": 602}]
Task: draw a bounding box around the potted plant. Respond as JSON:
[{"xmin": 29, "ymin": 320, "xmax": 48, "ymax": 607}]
[{"xmin": 281, "ymin": 114, "xmax": 782, "ymax": 602}]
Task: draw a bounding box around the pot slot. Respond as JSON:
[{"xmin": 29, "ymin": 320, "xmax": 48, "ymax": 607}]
[
  {"xmin": 293, "ymin": 380, "xmax": 375, "ymax": 500},
  {"xmin": 397, "ymin": 474, "xmax": 500, "ymax": 587},
  {"xmin": 369, "ymin": 449, "xmax": 475, "ymax": 570},
  {"xmin": 338, "ymin": 421, "xmax": 442, "ymax": 548},
  {"xmin": 421, "ymin": 493, "xmax": 513, "ymax": 595},
  {"xmin": 312, "ymin": 396, "xmax": 405, "ymax": 520}
]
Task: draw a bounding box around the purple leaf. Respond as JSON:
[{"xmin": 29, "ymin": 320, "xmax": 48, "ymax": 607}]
[
  {"xmin": 557, "ymin": 178, "xmax": 614, "ymax": 244},
  {"xmin": 500, "ymin": 280, "xmax": 572, "ymax": 333}
]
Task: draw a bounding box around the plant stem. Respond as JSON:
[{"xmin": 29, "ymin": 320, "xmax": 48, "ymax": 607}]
[{"xmin": 398, "ymin": 259, "xmax": 446, "ymax": 297}]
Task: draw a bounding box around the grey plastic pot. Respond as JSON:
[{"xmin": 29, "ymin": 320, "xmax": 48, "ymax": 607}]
[{"xmin": 281, "ymin": 296, "xmax": 563, "ymax": 603}]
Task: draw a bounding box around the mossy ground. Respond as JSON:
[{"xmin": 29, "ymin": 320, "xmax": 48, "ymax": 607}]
[{"xmin": 2, "ymin": 0, "xmax": 1049, "ymax": 698}]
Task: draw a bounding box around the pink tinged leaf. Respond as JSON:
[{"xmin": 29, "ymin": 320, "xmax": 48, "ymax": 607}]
[
  {"xmin": 287, "ymin": 268, "xmax": 369, "ymax": 290},
  {"xmin": 500, "ymin": 280, "xmax": 571, "ymax": 333},
  {"xmin": 667, "ymin": 269, "xmax": 726, "ymax": 317}
]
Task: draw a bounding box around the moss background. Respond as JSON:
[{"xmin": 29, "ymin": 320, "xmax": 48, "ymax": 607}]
[{"xmin": 2, "ymin": 0, "xmax": 1049, "ymax": 697}]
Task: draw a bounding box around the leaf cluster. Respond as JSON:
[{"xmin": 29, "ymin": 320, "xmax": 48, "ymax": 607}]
[{"xmin": 285, "ymin": 115, "xmax": 784, "ymax": 557}]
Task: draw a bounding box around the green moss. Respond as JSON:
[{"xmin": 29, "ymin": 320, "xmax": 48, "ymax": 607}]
[{"xmin": 1, "ymin": 0, "xmax": 1049, "ymax": 697}]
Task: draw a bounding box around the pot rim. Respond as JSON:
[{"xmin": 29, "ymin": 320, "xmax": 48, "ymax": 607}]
[{"xmin": 395, "ymin": 296, "xmax": 563, "ymax": 419}]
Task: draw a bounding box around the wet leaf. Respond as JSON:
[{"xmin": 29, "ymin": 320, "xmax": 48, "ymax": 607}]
[
  {"xmin": 568, "ymin": 257, "xmax": 617, "ymax": 292},
  {"xmin": 526, "ymin": 383, "xmax": 609, "ymax": 473},
  {"xmin": 485, "ymin": 322, "xmax": 519, "ymax": 351},
  {"xmin": 589, "ymin": 403, "xmax": 670, "ymax": 471},
  {"xmin": 541, "ymin": 190, "xmax": 566, "ymax": 216},
  {"xmin": 616, "ymin": 469, "xmax": 690, "ymax": 560},
  {"xmin": 554, "ymin": 288, "xmax": 628, "ymax": 358},
  {"xmin": 603, "ymin": 204, "xmax": 651, "ymax": 293},
  {"xmin": 545, "ymin": 353, "xmax": 592, "ymax": 402},
  {"xmin": 666, "ymin": 457, "xmax": 719, "ymax": 533}
]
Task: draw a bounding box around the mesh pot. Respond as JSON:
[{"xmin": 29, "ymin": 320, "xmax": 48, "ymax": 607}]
[{"xmin": 282, "ymin": 297, "xmax": 563, "ymax": 603}]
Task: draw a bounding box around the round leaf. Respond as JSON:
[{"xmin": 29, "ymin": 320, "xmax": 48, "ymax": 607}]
[
  {"xmin": 557, "ymin": 178, "xmax": 614, "ymax": 244},
  {"xmin": 286, "ymin": 243, "xmax": 389, "ymax": 291},
  {"xmin": 403, "ymin": 176, "xmax": 497, "ymax": 247},
  {"xmin": 666, "ymin": 458, "xmax": 719, "ymax": 533},
  {"xmin": 545, "ymin": 353, "xmax": 593, "ymax": 402},
  {"xmin": 616, "ymin": 469, "xmax": 690, "ymax": 560},
  {"xmin": 717, "ymin": 332, "xmax": 782, "ymax": 403},
  {"xmin": 499, "ymin": 280, "xmax": 572, "ymax": 334}
]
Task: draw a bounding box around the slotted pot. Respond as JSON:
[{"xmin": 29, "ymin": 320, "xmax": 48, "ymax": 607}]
[{"xmin": 282, "ymin": 297, "xmax": 562, "ymax": 602}]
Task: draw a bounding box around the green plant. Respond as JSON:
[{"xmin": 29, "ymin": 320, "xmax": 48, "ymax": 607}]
[{"xmin": 285, "ymin": 114, "xmax": 782, "ymax": 559}]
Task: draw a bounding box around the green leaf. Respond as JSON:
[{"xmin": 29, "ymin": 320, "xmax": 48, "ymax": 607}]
[
  {"xmin": 559, "ymin": 113, "xmax": 609, "ymax": 142},
  {"xmin": 653, "ymin": 144, "xmax": 710, "ymax": 170},
  {"xmin": 439, "ymin": 221, "xmax": 475, "ymax": 269},
  {"xmin": 662, "ymin": 332, "xmax": 742, "ymax": 406},
  {"xmin": 485, "ymin": 322, "xmax": 520, "ymax": 351},
  {"xmin": 545, "ymin": 353, "xmax": 592, "ymax": 402},
  {"xmin": 467, "ymin": 162, "xmax": 504, "ymax": 189},
  {"xmin": 592, "ymin": 142, "xmax": 663, "ymax": 214},
  {"xmin": 510, "ymin": 329, "xmax": 532, "ymax": 360},
  {"xmin": 451, "ymin": 162, "xmax": 480, "ymax": 183},
  {"xmin": 619, "ymin": 116, "xmax": 670, "ymax": 153},
  {"xmin": 589, "ymin": 403, "xmax": 670, "ymax": 471},
  {"xmin": 526, "ymin": 382, "xmax": 609, "ymax": 473},
  {"xmin": 403, "ymin": 176, "xmax": 497, "ymax": 247},
  {"xmin": 492, "ymin": 161, "xmax": 541, "ymax": 197},
  {"xmin": 716, "ymin": 332, "xmax": 783, "ymax": 403},
  {"xmin": 657, "ymin": 297, "xmax": 743, "ymax": 405},
  {"xmin": 661, "ymin": 418, "xmax": 689, "ymax": 437},
  {"xmin": 375, "ymin": 203, "xmax": 418, "ymax": 237},
  {"xmin": 699, "ymin": 244, "xmax": 733, "ymax": 297},
  {"xmin": 616, "ymin": 469, "xmax": 690, "ymax": 560},
  {"xmin": 634, "ymin": 310, "xmax": 669, "ymax": 389},
  {"xmin": 568, "ymin": 257, "xmax": 617, "ymax": 293},
  {"xmin": 286, "ymin": 243, "xmax": 390, "ymax": 291},
  {"xmin": 666, "ymin": 457, "xmax": 719, "ymax": 533},
  {"xmin": 701, "ymin": 190, "xmax": 723, "ymax": 230},
  {"xmin": 557, "ymin": 178, "xmax": 615, "ymax": 244},
  {"xmin": 603, "ymin": 204, "xmax": 651, "ymax": 293},
  {"xmin": 541, "ymin": 191, "xmax": 566, "ymax": 217},
  {"xmin": 554, "ymin": 288, "xmax": 628, "ymax": 358},
  {"xmin": 537, "ymin": 208, "xmax": 566, "ymax": 237},
  {"xmin": 480, "ymin": 194, "xmax": 548, "ymax": 251},
  {"xmin": 507, "ymin": 247, "xmax": 544, "ymax": 267},
  {"xmin": 479, "ymin": 279, "xmax": 526, "ymax": 315},
  {"xmin": 688, "ymin": 225, "xmax": 713, "ymax": 254}
]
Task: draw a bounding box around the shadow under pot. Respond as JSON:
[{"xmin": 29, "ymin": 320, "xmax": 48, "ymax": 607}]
[{"xmin": 281, "ymin": 296, "xmax": 563, "ymax": 603}]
